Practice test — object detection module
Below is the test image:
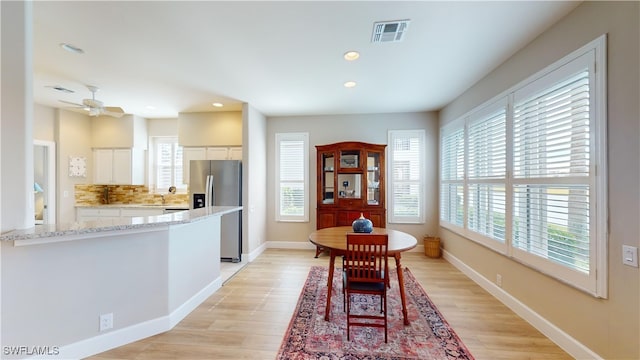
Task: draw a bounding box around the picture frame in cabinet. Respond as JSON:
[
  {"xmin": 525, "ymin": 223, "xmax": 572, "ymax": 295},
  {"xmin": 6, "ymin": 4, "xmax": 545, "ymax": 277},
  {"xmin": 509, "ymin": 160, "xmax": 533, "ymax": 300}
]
[{"xmin": 340, "ymin": 154, "xmax": 358, "ymax": 168}]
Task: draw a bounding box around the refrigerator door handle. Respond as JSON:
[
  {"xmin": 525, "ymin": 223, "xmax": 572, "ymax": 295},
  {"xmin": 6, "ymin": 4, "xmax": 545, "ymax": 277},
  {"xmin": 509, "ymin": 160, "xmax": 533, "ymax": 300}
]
[
  {"xmin": 210, "ymin": 175, "xmax": 215, "ymax": 206},
  {"xmin": 205, "ymin": 175, "xmax": 212, "ymax": 208}
]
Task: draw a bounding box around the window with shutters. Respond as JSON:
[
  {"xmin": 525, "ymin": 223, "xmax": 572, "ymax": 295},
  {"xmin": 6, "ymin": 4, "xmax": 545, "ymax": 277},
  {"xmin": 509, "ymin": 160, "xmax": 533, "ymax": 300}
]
[
  {"xmin": 275, "ymin": 132, "xmax": 309, "ymax": 222},
  {"xmin": 440, "ymin": 125, "xmax": 465, "ymax": 228},
  {"xmin": 439, "ymin": 35, "xmax": 607, "ymax": 297},
  {"xmin": 467, "ymin": 100, "xmax": 508, "ymax": 251},
  {"xmin": 152, "ymin": 137, "xmax": 184, "ymax": 192},
  {"xmin": 388, "ymin": 130, "xmax": 425, "ymax": 223}
]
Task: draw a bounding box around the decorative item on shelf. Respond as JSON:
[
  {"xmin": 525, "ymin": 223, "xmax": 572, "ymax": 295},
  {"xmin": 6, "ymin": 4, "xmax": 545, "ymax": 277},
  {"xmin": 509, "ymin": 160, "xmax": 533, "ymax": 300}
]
[
  {"xmin": 424, "ymin": 235, "xmax": 441, "ymax": 258},
  {"xmin": 340, "ymin": 154, "xmax": 358, "ymax": 168},
  {"xmin": 352, "ymin": 213, "xmax": 373, "ymax": 233}
]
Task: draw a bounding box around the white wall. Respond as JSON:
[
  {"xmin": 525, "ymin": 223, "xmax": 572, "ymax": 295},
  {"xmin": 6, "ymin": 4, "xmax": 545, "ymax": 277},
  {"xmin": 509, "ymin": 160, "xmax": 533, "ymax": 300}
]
[
  {"xmin": 34, "ymin": 104, "xmax": 55, "ymax": 142},
  {"xmin": 56, "ymin": 110, "xmax": 93, "ymax": 224},
  {"xmin": 266, "ymin": 112, "xmax": 439, "ymax": 244},
  {"xmin": 91, "ymin": 115, "xmax": 148, "ymax": 149},
  {"xmin": 242, "ymin": 104, "xmax": 268, "ymax": 257},
  {"xmin": 439, "ymin": 2, "xmax": 639, "ymax": 359},
  {"xmin": 1, "ymin": 230, "xmax": 170, "ymax": 350},
  {"xmin": 178, "ymin": 111, "xmax": 242, "ymax": 146},
  {"xmin": 147, "ymin": 118, "xmax": 178, "ymax": 137},
  {"xmin": 1, "ymin": 1, "xmax": 34, "ymax": 232}
]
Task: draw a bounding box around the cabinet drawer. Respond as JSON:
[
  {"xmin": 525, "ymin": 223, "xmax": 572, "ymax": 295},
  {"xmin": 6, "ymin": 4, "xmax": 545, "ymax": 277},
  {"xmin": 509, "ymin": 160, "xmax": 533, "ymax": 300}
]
[
  {"xmin": 78, "ymin": 208, "xmax": 120, "ymax": 217},
  {"xmin": 120, "ymin": 208, "xmax": 164, "ymax": 217}
]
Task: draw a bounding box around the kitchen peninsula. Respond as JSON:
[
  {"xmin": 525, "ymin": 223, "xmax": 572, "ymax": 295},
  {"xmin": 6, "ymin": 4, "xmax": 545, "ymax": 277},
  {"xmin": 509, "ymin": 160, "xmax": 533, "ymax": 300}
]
[{"xmin": 0, "ymin": 206, "xmax": 241, "ymax": 359}]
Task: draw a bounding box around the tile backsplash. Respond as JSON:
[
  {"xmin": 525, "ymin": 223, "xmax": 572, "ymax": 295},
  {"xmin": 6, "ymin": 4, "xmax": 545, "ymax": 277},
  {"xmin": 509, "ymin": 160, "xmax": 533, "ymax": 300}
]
[{"xmin": 75, "ymin": 184, "xmax": 189, "ymax": 206}]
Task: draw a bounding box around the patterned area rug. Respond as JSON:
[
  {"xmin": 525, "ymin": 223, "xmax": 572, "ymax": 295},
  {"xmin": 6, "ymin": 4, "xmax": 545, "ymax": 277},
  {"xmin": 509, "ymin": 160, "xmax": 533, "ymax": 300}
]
[{"xmin": 277, "ymin": 266, "xmax": 474, "ymax": 360}]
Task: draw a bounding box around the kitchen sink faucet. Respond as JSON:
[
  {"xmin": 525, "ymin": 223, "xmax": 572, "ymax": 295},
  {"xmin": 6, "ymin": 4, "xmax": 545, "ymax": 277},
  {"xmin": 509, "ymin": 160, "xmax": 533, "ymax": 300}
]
[{"xmin": 102, "ymin": 186, "xmax": 110, "ymax": 204}]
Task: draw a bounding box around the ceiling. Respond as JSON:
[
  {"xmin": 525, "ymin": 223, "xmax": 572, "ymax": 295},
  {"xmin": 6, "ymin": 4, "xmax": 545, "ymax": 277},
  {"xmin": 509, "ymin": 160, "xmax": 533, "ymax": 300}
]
[{"xmin": 32, "ymin": 1, "xmax": 580, "ymax": 119}]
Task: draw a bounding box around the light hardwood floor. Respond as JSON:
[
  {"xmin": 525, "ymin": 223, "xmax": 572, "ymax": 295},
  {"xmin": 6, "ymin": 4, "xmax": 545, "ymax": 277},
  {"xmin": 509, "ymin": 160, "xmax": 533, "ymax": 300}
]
[{"xmin": 88, "ymin": 249, "xmax": 573, "ymax": 359}]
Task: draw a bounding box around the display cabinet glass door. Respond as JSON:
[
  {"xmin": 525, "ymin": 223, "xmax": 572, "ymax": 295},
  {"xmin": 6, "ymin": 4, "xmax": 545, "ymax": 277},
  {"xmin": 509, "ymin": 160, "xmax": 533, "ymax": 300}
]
[
  {"xmin": 321, "ymin": 153, "xmax": 335, "ymax": 204},
  {"xmin": 337, "ymin": 173, "xmax": 362, "ymax": 199},
  {"xmin": 367, "ymin": 152, "xmax": 381, "ymax": 205}
]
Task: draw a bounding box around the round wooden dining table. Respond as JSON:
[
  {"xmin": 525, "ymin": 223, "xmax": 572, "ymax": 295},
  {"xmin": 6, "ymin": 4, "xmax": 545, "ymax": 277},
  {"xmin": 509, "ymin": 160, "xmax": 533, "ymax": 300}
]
[{"xmin": 309, "ymin": 226, "xmax": 417, "ymax": 325}]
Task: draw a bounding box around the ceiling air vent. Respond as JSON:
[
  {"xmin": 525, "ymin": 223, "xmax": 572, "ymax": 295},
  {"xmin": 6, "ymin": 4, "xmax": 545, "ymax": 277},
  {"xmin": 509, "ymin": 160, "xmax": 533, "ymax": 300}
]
[
  {"xmin": 371, "ymin": 20, "xmax": 410, "ymax": 43},
  {"xmin": 47, "ymin": 85, "xmax": 75, "ymax": 94}
]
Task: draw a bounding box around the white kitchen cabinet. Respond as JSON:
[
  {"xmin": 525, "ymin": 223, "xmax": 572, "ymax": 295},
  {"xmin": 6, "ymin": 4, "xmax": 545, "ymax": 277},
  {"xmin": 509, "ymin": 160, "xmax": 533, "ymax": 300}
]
[
  {"xmin": 120, "ymin": 208, "xmax": 164, "ymax": 217},
  {"xmin": 94, "ymin": 149, "xmax": 114, "ymax": 184},
  {"xmin": 228, "ymin": 147, "xmax": 243, "ymax": 160},
  {"xmin": 94, "ymin": 148, "xmax": 145, "ymax": 184},
  {"xmin": 182, "ymin": 146, "xmax": 242, "ymax": 184},
  {"xmin": 206, "ymin": 147, "xmax": 229, "ymax": 160},
  {"xmin": 76, "ymin": 208, "xmax": 120, "ymax": 222},
  {"xmin": 182, "ymin": 147, "xmax": 207, "ymax": 185},
  {"xmin": 77, "ymin": 207, "xmax": 165, "ymax": 222}
]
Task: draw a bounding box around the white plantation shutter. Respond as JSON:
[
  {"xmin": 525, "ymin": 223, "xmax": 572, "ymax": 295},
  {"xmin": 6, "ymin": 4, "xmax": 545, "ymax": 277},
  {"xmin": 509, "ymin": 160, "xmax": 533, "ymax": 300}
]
[
  {"xmin": 512, "ymin": 56, "xmax": 593, "ymax": 276},
  {"xmin": 467, "ymin": 104, "xmax": 507, "ymax": 246},
  {"xmin": 275, "ymin": 133, "xmax": 309, "ymax": 221},
  {"xmin": 439, "ymin": 36, "xmax": 607, "ymax": 297},
  {"xmin": 440, "ymin": 126, "xmax": 465, "ymax": 227},
  {"xmin": 157, "ymin": 142, "xmax": 173, "ymax": 188},
  {"xmin": 513, "ymin": 71, "xmax": 590, "ymax": 179},
  {"xmin": 388, "ymin": 130, "xmax": 425, "ymax": 223},
  {"xmin": 154, "ymin": 137, "xmax": 184, "ymax": 191}
]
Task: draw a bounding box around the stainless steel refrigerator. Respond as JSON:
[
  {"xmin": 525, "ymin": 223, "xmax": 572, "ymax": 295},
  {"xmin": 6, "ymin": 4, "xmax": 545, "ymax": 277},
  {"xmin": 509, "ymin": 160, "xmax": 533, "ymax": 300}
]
[{"xmin": 189, "ymin": 160, "xmax": 242, "ymax": 262}]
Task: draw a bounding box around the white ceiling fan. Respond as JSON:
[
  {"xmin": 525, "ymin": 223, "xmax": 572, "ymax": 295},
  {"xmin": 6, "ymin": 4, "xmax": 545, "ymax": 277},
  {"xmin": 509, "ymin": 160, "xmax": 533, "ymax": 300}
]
[{"xmin": 60, "ymin": 85, "xmax": 125, "ymax": 118}]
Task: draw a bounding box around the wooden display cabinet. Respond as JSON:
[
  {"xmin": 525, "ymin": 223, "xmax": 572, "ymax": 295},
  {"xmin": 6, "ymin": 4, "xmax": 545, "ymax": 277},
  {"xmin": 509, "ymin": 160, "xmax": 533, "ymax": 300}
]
[{"xmin": 315, "ymin": 141, "xmax": 386, "ymax": 256}]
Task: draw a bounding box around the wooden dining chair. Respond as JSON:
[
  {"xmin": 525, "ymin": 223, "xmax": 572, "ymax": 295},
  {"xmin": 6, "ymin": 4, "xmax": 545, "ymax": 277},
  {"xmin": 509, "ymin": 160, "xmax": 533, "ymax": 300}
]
[{"xmin": 343, "ymin": 232, "xmax": 389, "ymax": 342}]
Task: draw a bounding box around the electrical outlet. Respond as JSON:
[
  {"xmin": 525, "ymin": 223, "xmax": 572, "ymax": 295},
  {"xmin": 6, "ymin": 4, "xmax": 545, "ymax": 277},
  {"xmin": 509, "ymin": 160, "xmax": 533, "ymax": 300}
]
[
  {"xmin": 622, "ymin": 245, "xmax": 638, "ymax": 267},
  {"xmin": 496, "ymin": 274, "xmax": 503, "ymax": 287},
  {"xmin": 99, "ymin": 313, "xmax": 113, "ymax": 332}
]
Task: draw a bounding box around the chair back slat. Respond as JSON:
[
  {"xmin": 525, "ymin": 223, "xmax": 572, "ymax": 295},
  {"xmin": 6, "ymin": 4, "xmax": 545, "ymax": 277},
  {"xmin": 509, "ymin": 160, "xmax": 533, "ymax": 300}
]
[{"xmin": 345, "ymin": 233, "xmax": 388, "ymax": 284}]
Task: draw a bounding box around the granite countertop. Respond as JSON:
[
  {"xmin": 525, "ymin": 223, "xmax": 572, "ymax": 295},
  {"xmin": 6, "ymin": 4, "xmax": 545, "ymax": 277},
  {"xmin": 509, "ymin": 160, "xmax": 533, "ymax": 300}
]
[
  {"xmin": 0, "ymin": 206, "xmax": 242, "ymax": 242},
  {"xmin": 76, "ymin": 203, "xmax": 190, "ymax": 210}
]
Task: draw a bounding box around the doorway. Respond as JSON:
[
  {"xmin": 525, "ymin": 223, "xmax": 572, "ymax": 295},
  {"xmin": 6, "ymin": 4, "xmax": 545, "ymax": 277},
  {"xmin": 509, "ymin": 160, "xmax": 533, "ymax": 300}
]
[{"xmin": 34, "ymin": 140, "xmax": 56, "ymax": 224}]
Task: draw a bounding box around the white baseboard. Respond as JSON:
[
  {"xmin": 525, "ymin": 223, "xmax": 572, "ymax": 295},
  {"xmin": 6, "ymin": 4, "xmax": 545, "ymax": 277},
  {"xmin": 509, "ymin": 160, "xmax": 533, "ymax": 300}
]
[
  {"xmin": 267, "ymin": 241, "xmax": 317, "ymax": 250},
  {"xmin": 442, "ymin": 249, "xmax": 602, "ymax": 360},
  {"xmin": 168, "ymin": 277, "xmax": 222, "ymax": 328},
  {"xmin": 45, "ymin": 278, "xmax": 223, "ymax": 360},
  {"xmin": 246, "ymin": 241, "xmax": 269, "ymax": 262}
]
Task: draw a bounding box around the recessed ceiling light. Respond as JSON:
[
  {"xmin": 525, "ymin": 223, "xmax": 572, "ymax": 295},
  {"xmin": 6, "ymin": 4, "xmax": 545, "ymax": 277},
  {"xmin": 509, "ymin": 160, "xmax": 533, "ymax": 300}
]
[
  {"xmin": 145, "ymin": 105, "xmax": 156, "ymax": 111},
  {"xmin": 344, "ymin": 81, "xmax": 357, "ymax": 88},
  {"xmin": 59, "ymin": 43, "xmax": 84, "ymax": 54},
  {"xmin": 212, "ymin": 102, "xmax": 223, "ymax": 107},
  {"xmin": 344, "ymin": 51, "xmax": 360, "ymax": 61}
]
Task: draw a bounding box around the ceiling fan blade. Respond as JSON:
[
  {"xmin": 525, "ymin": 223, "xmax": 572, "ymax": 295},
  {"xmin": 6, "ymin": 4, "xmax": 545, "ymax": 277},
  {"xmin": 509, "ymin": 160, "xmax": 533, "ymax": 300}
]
[
  {"xmin": 104, "ymin": 106, "xmax": 124, "ymax": 114},
  {"xmin": 102, "ymin": 107, "xmax": 125, "ymax": 118}
]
